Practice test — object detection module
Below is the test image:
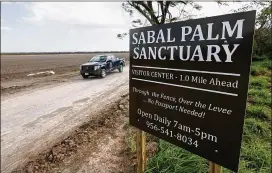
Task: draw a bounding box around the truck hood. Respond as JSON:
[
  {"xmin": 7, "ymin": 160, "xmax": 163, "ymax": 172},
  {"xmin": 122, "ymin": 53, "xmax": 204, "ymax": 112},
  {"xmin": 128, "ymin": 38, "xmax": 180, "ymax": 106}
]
[{"xmin": 81, "ymin": 62, "xmax": 105, "ymax": 66}]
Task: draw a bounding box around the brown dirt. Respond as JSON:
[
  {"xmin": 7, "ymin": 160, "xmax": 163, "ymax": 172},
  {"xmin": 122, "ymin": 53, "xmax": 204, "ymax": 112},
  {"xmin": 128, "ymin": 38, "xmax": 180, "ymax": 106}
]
[
  {"xmin": 1, "ymin": 53, "xmax": 129, "ymax": 95},
  {"xmin": 10, "ymin": 94, "xmax": 133, "ymax": 173},
  {"xmin": 1, "ymin": 72, "xmax": 77, "ymax": 96},
  {"xmin": 11, "ymin": 94, "xmax": 158, "ymax": 173}
]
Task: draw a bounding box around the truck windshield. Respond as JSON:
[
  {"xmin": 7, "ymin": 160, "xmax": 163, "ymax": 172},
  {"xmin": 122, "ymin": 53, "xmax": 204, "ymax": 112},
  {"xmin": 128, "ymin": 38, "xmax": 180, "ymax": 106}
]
[{"xmin": 89, "ymin": 56, "xmax": 107, "ymax": 62}]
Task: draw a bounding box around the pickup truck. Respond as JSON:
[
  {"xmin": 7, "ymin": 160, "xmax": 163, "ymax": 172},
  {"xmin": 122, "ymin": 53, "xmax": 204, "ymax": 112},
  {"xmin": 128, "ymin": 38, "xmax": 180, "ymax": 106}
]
[{"xmin": 80, "ymin": 54, "xmax": 125, "ymax": 79}]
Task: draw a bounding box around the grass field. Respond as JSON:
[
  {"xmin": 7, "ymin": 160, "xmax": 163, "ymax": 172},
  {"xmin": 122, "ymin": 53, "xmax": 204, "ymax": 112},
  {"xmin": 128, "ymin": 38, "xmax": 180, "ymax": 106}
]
[{"xmin": 145, "ymin": 57, "xmax": 271, "ymax": 173}]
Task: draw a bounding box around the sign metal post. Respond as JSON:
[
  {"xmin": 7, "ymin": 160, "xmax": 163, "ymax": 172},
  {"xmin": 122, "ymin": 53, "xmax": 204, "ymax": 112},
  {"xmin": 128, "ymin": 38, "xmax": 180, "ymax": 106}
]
[
  {"xmin": 210, "ymin": 161, "xmax": 223, "ymax": 173},
  {"xmin": 136, "ymin": 129, "xmax": 146, "ymax": 173}
]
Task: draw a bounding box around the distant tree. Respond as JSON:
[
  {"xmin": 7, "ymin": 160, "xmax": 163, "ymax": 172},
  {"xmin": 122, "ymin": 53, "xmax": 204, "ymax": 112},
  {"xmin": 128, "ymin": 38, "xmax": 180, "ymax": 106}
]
[
  {"xmin": 233, "ymin": 1, "xmax": 271, "ymax": 57},
  {"xmin": 232, "ymin": 1, "xmax": 271, "ymax": 30},
  {"xmin": 117, "ymin": 0, "xmax": 230, "ymax": 39},
  {"xmin": 117, "ymin": 1, "xmax": 203, "ymax": 39}
]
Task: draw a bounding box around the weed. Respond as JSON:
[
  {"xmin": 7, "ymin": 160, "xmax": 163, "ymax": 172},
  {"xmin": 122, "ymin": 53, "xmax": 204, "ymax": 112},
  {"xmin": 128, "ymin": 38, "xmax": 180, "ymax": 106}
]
[
  {"xmin": 251, "ymin": 66, "xmax": 268, "ymax": 76},
  {"xmin": 246, "ymin": 104, "xmax": 271, "ymax": 120},
  {"xmin": 243, "ymin": 118, "xmax": 271, "ymax": 142},
  {"xmin": 239, "ymin": 140, "xmax": 271, "ymax": 172},
  {"xmin": 146, "ymin": 141, "xmax": 208, "ymax": 173},
  {"xmin": 123, "ymin": 121, "xmax": 130, "ymax": 130},
  {"xmin": 254, "ymin": 59, "xmax": 271, "ymax": 70},
  {"xmin": 248, "ymin": 88, "xmax": 271, "ymax": 106},
  {"xmin": 252, "ymin": 55, "xmax": 268, "ymax": 62},
  {"xmin": 249, "ymin": 76, "xmax": 270, "ymax": 89},
  {"xmin": 126, "ymin": 132, "xmax": 136, "ymax": 153}
]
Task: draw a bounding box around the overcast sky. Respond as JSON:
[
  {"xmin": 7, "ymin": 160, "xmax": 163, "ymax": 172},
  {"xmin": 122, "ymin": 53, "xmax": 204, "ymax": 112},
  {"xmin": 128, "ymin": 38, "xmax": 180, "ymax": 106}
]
[{"xmin": 1, "ymin": 2, "xmax": 250, "ymax": 53}]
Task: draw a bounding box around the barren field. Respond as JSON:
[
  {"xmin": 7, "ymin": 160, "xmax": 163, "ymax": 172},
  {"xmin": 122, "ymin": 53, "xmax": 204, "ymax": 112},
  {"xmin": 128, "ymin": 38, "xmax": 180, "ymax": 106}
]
[{"xmin": 1, "ymin": 53, "xmax": 129, "ymax": 95}]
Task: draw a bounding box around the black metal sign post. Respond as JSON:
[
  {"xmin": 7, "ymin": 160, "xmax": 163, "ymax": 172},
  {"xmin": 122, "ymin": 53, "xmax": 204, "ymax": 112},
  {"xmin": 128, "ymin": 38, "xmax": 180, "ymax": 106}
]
[{"xmin": 129, "ymin": 10, "xmax": 256, "ymax": 172}]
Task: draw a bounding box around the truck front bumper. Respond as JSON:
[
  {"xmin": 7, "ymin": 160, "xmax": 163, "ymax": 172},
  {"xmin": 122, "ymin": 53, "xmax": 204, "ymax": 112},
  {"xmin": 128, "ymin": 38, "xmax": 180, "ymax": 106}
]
[{"xmin": 80, "ymin": 69, "xmax": 101, "ymax": 76}]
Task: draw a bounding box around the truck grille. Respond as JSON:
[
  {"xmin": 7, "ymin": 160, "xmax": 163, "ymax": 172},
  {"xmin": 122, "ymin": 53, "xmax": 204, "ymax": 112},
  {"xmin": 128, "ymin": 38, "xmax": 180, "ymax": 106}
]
[{"xmin": 82, "ymin": 66, "xmax": 94, "ymax": 71}]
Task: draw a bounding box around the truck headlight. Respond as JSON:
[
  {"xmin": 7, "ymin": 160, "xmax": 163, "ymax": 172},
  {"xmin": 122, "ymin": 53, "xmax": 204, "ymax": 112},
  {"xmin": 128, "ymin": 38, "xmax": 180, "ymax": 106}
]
[{"xmin": 94, "ymin": 66, "xmax": 100, "ymax": 70}]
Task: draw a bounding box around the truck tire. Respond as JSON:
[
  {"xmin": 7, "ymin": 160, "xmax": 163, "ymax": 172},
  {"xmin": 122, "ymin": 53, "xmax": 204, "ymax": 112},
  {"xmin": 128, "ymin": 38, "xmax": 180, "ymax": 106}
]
[
  {"xmin": 100, "ymin": 69, "xmax": 106, "ymax": 78},
  {"xmin": 118, "ymin": 64, "xmax": 123, "ymax": 72},
  {"xmin": 81, "ymin": 74, "xmax": 88, "ymax": 79}
]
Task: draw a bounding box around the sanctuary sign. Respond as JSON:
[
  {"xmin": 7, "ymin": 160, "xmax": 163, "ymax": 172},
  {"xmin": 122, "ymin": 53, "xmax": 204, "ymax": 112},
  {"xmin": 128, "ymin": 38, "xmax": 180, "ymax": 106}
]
[{"xmin": 129, "ymin": 11, "xmax": 256, "ymax": 172}]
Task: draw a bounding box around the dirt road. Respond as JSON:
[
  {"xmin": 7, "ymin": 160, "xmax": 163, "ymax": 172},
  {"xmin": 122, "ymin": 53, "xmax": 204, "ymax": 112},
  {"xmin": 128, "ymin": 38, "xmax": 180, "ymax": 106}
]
[{"xmin": 1, "ymin": 67, "xmax": 129, "ymax": 173}]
